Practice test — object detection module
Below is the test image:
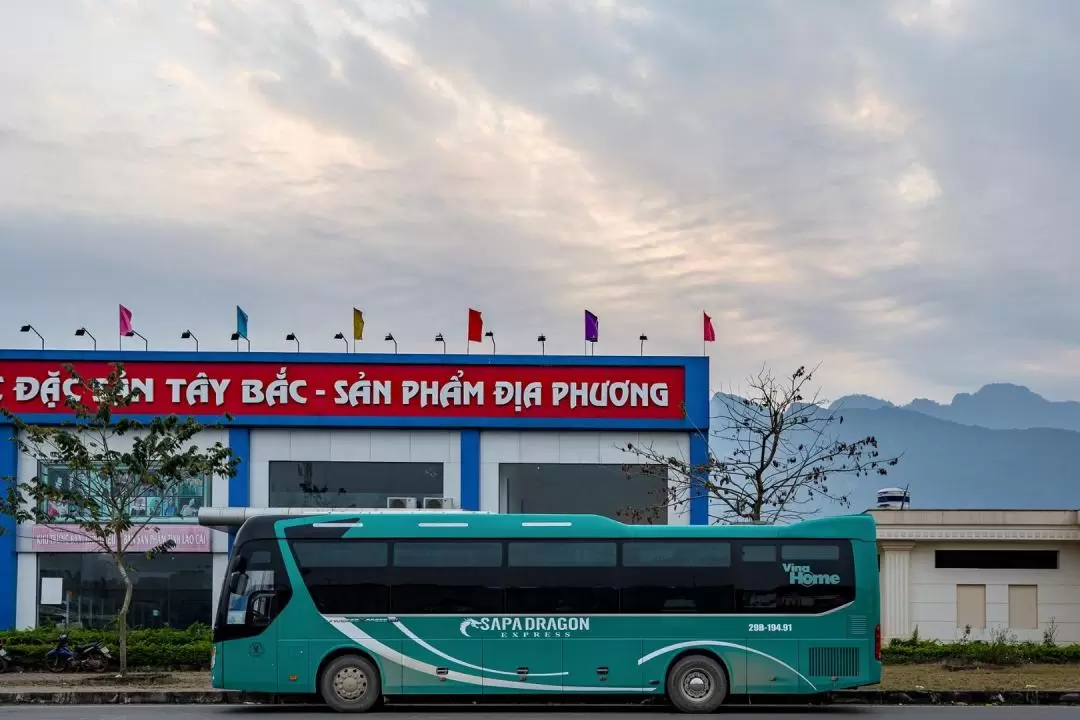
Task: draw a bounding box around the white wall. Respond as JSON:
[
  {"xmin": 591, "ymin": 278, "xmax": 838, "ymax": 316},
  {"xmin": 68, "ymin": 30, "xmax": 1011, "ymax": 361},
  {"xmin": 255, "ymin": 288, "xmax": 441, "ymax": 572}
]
[
  {"xmin": 907, "ymin": 542, "xmax": 1080, "ymax": 644},
  {"xmin": 248, "ymin": 429, "xmax": 461, "ymax": 507},
  {"xmin": 15, "ymin": 553, "xmax": 36, "ymax": 630},
  {"xmin": 479, "ymin": 431, "xmax": 691, "ymax": 524},
  {"xmin": 211, "ymin": 552, "xmax": 229, "ymax": 620}
]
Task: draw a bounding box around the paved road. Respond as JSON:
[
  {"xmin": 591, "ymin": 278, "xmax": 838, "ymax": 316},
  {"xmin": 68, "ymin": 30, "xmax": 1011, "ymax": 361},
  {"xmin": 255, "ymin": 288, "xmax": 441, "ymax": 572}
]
[{"xmin": 1, "ymin": 708, "xmax": 1078, "ymax": 719}]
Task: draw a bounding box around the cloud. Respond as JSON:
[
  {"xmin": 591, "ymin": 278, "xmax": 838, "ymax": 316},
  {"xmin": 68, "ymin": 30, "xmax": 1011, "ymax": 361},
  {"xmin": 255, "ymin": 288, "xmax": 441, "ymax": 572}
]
[{"xmin": 1, "ymin": 0, "xmax": 1078, "ymax": 405}]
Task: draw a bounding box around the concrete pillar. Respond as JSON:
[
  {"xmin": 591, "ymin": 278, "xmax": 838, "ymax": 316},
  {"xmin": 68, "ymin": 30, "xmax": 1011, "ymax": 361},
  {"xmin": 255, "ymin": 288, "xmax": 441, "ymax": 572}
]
[{"xmin": 879, "ymin": 541, "xmax": 914, "ymax": 641}]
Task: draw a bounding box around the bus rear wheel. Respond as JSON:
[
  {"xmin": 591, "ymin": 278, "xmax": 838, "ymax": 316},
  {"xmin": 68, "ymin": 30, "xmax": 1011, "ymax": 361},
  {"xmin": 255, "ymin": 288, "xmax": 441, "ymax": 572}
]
[
  {"xmin": 666, "ymin": 654, "xmax": 728, "ymax": 713},
  {"xmin": 320, "ymin": 655, "xmax": 382, "ymax": 713}
]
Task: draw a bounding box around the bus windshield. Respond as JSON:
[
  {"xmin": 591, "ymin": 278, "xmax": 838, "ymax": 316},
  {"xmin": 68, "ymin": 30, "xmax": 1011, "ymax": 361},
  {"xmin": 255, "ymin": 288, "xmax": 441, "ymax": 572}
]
[{"xmin": 214, "ymin": 538, "xmax": 290, "ymax": 640}]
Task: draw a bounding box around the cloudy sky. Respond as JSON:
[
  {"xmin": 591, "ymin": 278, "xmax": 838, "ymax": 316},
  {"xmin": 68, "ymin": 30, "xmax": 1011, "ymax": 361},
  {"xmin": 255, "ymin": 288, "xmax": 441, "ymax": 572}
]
[{"xmin": 1, "ymin": 0, "xmax": 1077, "ymax": 404}]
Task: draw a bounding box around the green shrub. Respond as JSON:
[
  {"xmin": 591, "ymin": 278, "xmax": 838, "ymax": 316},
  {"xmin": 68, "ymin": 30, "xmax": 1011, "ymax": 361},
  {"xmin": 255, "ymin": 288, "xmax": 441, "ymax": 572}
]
[
  {"xmin": 884, "ymin": 627, "xmax": 1080, "ymax": 666},
  {"xmin": 0, "ymin": 625, "xmax": 212, "ymax": 671}
]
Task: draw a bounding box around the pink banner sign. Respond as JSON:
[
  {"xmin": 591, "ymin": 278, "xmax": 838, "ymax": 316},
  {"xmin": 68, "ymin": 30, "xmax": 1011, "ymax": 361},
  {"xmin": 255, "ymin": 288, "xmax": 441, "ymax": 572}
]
[{"xmin": 31, "ymin": 524, "xmax": 212, "ymax": 553}]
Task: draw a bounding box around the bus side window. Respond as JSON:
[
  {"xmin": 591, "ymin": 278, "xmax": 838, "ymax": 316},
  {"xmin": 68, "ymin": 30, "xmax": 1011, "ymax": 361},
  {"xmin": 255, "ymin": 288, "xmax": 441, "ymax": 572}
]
[
  {"xmin": 736, "ymin": 540, "xmax": 854, "ymax": 614},
  {"xmin": 781, "ymin": 544, "xmax": 840, "ymax": 562},
  {"xmin": 620, "ymin": 541, "xmax": 734, "ymax": 614},
  {"xmin": 506, "ymin": 541, "xmax": 618, "ymax": 615},
  {"xmin": 741, "ymin": 544, "xmax": 776, "ymax": 563},
  {"xmin": 391, "ymin": 541, "xmax": 504, "ymax": 615},
  {"xmin": 289, "ymin": 540, "xmax": 390, "ymax": 615}
]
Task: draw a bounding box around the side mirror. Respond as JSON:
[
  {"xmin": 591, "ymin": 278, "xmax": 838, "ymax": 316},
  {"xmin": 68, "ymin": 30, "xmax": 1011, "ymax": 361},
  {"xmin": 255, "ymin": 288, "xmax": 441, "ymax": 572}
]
[{"xmin": 228, "ymin": 572, "xmax": 248, "ymax": 596}]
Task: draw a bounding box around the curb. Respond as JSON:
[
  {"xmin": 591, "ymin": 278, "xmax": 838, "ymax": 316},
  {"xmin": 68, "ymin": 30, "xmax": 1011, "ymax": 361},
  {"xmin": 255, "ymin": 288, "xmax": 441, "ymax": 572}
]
[
  {"xmin": 831, "ymin": 690, "xmax": 1080, "ymax": 706},
  {"xmin": 0, "ymin": 691, "xmax": 246, "ymax": 705},
  {"xmin": 0, "ymin": 689, "xmax": 1079, "ymax": 706}
]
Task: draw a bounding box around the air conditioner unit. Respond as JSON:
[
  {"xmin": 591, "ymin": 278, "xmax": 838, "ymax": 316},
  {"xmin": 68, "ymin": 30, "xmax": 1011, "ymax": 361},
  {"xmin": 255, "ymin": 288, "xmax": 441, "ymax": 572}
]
[
  {"xmin": 422, "ymin": 496, "xmax": 456, "ymax": 510},
  {"xmin": 386, "ymin": 497, "xmax": 418, "ymax": 509}
]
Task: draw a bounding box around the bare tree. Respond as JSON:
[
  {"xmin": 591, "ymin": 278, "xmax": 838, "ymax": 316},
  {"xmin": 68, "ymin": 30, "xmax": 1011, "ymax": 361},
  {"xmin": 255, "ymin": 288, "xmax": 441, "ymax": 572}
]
[
  {"xmin": 618, "ymin": 364, "xmax": 900, "ymax": 524},
  {"xmin": 0, "ymin": 363, "xmax": 236, "ymax": 675}
]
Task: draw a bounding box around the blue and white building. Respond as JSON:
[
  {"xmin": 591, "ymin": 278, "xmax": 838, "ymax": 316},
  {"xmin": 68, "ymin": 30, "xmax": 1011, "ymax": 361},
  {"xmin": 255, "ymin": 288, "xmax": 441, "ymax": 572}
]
[{"xmin": 0, "ymin": 349, "xmax": 710, "ymax": 630}]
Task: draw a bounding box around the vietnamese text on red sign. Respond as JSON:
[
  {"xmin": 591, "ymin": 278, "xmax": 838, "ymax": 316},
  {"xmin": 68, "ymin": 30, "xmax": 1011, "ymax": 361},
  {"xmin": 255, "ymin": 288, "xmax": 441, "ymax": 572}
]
[{"xmin": 0, "ymin": 361, "xmax": 686, "ymax": 419}]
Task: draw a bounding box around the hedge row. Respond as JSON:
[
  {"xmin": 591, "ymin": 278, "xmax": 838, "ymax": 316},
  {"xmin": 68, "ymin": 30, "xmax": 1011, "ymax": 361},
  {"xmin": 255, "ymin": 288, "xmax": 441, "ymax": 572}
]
[
  {"xmin": 4, "ymin": 625, "xmax": 1078, "ymax": 670},
  {"xmin": 1, "ymin": 624, "xmax": 211, "ymax": 670},
  {"xmin": 884, "ymin": 635, "xmax": 1080, "ymax": 666}
]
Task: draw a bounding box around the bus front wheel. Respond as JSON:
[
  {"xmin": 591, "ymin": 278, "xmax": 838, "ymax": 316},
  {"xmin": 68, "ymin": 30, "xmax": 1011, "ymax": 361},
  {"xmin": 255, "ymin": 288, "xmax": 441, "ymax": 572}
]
[
  {"xmin": 666, "ymin": 654, "xmax": 728, "ymax": 713},
  {"xmin": 319, "ymin": 654, "xmax": 382, "ymax": 713}
]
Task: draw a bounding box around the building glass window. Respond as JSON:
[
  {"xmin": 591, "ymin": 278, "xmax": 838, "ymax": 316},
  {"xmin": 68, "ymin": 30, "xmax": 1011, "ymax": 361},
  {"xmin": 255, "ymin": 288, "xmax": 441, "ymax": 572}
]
[
  {"xmin": 37, "ymin": 553, "xmax": 212, "ymax": 629},
  {"xmin": 499, "ymin": 463, "xmax": 670, "ymax": 523},
  {"xmin": 268, "ymin": 461, "xmax": 444, "ymax": 508},
  {"xmin": 38, "ymin": 464, "xmax": 209, "ymax": 523}
]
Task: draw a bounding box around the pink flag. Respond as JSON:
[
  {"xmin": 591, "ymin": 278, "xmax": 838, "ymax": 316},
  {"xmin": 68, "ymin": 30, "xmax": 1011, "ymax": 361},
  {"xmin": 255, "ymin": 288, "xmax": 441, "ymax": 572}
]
[{"xmin": 119, "ymin": 304, "xmax": 133, "ymax": 336}]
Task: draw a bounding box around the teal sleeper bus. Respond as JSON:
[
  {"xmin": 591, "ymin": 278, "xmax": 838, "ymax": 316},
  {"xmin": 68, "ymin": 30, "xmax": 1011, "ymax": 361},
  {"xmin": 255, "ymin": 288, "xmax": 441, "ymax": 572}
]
[{"xmin": 212, "ymin": 512, "xmax": 881, "ymax": 712}]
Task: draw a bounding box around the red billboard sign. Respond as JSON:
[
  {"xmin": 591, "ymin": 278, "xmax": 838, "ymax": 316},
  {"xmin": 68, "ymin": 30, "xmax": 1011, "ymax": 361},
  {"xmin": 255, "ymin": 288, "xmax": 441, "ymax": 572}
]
[{"xmin": 0, "ymin": 360, "xmax": 686, "ymax": 420}]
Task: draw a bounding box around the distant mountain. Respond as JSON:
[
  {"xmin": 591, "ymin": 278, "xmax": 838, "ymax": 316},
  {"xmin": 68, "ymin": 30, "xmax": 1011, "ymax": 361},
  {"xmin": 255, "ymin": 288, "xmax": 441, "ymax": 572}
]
[
  {"xmin": 828, "ymin": 394, "xmax": 895, "ymax": 412},
  {"xmin": 709, "ymin": 390, "xmax": 1080, "ymax": 517},
  {"xmin": 830, "ymin": 383, "xmax": 1080, "ymax": 432}
]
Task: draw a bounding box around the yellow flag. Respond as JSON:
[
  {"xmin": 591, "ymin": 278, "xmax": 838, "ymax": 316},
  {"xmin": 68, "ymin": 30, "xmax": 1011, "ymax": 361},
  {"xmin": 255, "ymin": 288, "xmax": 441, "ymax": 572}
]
[{"xmin": 352, "ymin": 308, "xmax": 365, "ymax": 341}]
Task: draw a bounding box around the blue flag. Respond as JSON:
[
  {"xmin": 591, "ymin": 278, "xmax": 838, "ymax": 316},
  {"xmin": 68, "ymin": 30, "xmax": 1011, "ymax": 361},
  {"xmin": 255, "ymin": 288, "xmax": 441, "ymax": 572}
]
[{"xmin": 236, "ymin": 306, "xmax": 249, "ymax": 339}]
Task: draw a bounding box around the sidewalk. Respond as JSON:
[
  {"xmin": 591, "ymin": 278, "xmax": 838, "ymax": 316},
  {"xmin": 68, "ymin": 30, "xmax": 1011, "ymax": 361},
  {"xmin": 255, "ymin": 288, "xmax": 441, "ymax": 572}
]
[
  {"xmin": 0, "ymin": 672, "xmax": 1077, "ymax": 706},
  {"xmin": 0, "ymin": 672, "xmax": 222, "ymax": 706}
]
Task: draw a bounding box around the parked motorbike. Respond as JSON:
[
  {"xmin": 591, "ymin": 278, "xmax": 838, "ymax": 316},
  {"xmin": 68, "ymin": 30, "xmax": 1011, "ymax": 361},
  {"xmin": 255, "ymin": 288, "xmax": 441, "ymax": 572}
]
[
  {"xmin": 45, "ymin": 634, "xmax": 111, "ymax": 673},
  {"xmin": 0, "ymin": 639, "xmax": 25, "ymax": 673}
]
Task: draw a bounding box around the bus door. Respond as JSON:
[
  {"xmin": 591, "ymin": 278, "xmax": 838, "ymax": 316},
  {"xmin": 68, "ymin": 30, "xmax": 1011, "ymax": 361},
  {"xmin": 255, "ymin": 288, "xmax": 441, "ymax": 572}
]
[{"xmin": 218, "ymin": 539, "xmax": 287, "ymax": 692}]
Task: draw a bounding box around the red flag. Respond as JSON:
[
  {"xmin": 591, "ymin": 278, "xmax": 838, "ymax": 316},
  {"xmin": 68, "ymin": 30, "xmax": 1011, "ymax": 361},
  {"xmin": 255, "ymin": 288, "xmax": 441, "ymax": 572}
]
[
  {"xmin": 703, "ymin": 311, "xmax": 716, "ymax": 342},
  {"xmin": 467, "ymin": 308, "xmax": 483, "ymax": 342}
]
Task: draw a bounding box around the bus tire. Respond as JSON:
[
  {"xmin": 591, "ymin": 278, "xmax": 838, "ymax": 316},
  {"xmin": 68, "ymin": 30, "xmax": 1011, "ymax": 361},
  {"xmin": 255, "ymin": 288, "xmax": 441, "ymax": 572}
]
[
  {"xmin": 319, "ymin": 654, "xmax": 382, "ymax": 713},
  {"xmin": 666, "ymin": 654, "xmax": 728, "ymax": 713}
]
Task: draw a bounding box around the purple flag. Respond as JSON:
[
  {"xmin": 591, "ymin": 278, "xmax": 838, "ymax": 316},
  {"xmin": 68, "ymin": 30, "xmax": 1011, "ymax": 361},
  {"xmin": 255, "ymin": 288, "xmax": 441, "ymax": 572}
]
[{"xmin": 584, "ymin": 310, "xmax": 599, "ymax": 342}]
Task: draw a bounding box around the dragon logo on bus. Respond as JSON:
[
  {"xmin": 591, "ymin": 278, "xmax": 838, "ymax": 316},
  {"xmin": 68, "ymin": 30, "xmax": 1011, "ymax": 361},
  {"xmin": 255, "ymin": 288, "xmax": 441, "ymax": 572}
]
[
  {"xmin": 784, "ymin": 563, "xmax": 840, "ymax": 588},
  {"xmin": 459, "ymin": 616, "xmax": 591, "ymax": 638}
]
